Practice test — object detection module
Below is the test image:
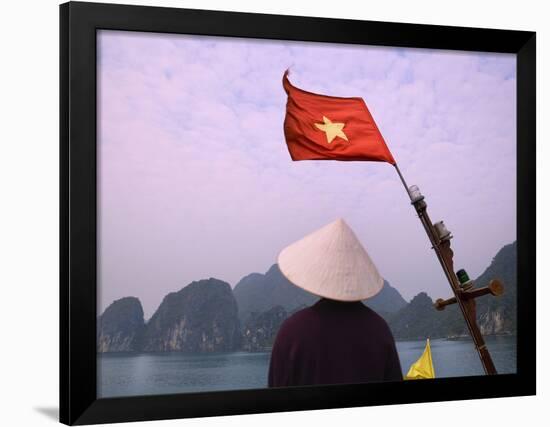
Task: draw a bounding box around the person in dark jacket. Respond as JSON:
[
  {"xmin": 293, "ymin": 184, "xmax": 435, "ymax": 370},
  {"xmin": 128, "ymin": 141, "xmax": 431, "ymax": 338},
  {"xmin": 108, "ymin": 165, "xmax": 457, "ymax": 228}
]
[{"xmin": 268, "ymin": 218, "xmax": 403, "ymax": 387}]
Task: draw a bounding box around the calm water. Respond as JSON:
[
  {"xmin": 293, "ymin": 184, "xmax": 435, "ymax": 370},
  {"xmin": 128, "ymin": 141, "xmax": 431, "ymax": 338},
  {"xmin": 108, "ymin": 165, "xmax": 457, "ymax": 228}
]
[{"xmin": 98, "ymin": 335, "xmax": 516, "ymax": 398}]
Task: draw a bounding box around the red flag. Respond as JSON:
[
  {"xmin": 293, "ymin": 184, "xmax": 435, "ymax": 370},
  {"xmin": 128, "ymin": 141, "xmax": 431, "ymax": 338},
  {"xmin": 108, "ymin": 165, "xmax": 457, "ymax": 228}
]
[{"xmin": 282, "ymin": 71, "xmax": 395, "ymax": 164}]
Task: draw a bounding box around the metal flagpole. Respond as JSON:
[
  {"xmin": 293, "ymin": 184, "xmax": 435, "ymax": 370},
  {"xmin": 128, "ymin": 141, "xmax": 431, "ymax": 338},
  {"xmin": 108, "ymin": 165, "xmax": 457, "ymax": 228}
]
[
  {"xmin": 392, "ymin": 163, "xmax": 499, "ymax": 375},
  {"xmin": 394, "ymin": 164, "xmax": 413, "ymax": 202}
]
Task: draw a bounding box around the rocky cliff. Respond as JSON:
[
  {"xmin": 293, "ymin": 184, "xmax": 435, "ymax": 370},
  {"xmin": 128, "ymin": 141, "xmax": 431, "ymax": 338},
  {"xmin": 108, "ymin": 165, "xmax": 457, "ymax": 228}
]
[
  {"xmin": 97, "ymin": 242, "xmax": 516, "ymax": 353},
  {"xmin": 141, "ymin": 278, "xmax": 241, "ymax": 353},
  {"xmin": 365, "ymin": 280, "xmax": 408, "ymax": 317},
  {"xmin": 233, "ymin": 263, "xmax": 406, "ymax": 324},
  {"xmin": 233, "ymin": 264, "xmax": 317, "ymax": 324},
  {"xmin": 474, "ymin": 241, "xmax": 517, "ymax": 335},
  {"xmin": 388, "ymin": 292, "xmax": 441, "ymax": 340},
  {"xmin": 97, "ymin": 297, "xmax": 145, "ymax": 352},
  {"xmin": 242, "ymin": 305, "xmax": 288, "ymax": 351}
]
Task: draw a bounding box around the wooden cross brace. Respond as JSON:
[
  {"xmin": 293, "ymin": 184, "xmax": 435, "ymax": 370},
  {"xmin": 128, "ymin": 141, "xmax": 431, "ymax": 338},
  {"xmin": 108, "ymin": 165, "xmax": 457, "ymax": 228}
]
[{"xmin": 434, "ymin": 279, "xmax": 505, "ymax": 312}]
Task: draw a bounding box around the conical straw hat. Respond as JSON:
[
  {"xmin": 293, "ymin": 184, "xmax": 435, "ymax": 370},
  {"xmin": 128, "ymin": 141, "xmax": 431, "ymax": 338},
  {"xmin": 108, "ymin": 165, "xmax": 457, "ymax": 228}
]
[{"xmin": 277, "ymin": 218, "xmax": 383, "ymax": 301}]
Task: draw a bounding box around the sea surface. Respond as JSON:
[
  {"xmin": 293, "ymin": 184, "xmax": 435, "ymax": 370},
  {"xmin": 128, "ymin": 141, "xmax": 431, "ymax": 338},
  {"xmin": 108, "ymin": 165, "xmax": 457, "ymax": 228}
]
[{"xmin": 98, "ymin": 335, "xmax": 516, "ymax": 398}]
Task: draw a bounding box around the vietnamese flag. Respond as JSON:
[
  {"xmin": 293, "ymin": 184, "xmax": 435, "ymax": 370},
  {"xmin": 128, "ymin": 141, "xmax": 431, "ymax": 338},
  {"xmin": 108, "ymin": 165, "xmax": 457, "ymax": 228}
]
[{"xmin": 282, "ymin": 70, "xmax": 395, "ymax": 164}]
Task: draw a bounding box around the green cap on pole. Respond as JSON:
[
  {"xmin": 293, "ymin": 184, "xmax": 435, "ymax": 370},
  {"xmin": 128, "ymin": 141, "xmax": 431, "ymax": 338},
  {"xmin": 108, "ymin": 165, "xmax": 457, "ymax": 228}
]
[{"xmin": 456, "ymin": 269, "xmax": 470, "ymax": 284}]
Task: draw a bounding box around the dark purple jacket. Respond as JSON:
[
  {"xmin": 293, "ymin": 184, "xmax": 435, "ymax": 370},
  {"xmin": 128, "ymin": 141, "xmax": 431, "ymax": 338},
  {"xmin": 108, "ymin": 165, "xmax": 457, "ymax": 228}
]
[{"xmin": 268, "ymin": 298, "xmax": 403, "ymax": 387}]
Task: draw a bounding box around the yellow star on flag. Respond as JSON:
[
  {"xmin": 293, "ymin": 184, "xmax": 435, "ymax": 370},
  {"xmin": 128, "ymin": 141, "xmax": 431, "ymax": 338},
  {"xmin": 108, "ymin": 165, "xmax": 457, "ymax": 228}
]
[{"xmin": 314, "ymin": 116, "xmax": 349, "ymax": 144}]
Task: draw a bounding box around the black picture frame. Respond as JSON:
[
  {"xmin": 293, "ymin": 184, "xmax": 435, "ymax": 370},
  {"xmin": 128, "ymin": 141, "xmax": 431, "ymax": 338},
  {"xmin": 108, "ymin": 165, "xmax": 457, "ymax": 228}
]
[{"xmin": 60, "ymin": 1, "xmax": 536, "ymax": 425}]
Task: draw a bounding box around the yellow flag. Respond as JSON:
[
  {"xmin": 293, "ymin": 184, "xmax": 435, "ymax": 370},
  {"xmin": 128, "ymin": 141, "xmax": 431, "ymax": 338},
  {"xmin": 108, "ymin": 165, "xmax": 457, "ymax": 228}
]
[{"xmin": 404, "ymin": 339, "xmax": 435, "ymax": 380}]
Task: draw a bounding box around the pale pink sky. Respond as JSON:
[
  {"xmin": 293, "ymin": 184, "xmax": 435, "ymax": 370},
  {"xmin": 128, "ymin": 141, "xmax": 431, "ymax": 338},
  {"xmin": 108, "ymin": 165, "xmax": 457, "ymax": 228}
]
[{"xmin": 97, "ymin": 30, "xmax": 516, "ymax": 319}]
